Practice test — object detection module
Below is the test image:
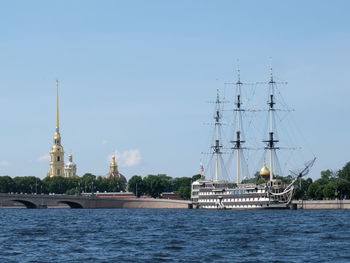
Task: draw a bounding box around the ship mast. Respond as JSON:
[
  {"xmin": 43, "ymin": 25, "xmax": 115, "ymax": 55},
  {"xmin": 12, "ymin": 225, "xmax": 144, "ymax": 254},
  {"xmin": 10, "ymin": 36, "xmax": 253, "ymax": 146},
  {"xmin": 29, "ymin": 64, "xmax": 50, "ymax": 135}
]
[
  {"xmin": 264, "ymin": 68, "xmax": 279, "ymax": 181},
  {"xmin": 212, "ymin": 89, "xmax": 223, "ymax": 181},
  {"xmin": 231, "ymin": 70, "xmax": 246, "ymax": 184}
]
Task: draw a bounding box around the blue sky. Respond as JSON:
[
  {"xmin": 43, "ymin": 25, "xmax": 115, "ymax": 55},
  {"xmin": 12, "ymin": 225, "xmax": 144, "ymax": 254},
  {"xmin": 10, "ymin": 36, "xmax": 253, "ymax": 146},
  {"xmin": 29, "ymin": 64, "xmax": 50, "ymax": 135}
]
[{"xmin": 0, "ymin": 0, "xmax": 349, "ymax": 180}]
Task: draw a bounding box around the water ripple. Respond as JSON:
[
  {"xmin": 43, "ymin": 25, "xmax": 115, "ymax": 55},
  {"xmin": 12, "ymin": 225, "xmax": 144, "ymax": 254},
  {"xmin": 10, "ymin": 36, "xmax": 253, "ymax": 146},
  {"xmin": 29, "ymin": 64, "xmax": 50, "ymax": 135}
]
[{"xmin": 1, "ymin": 209, "xmax": 350, "ymax": 262}]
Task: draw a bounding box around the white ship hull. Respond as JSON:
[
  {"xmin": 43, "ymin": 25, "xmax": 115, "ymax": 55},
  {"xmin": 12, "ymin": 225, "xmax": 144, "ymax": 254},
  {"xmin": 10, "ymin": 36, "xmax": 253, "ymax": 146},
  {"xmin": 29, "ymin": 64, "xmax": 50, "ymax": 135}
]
[{"xmin": 192, "ymin": 180, "xmax": 294, "ymax": 210}]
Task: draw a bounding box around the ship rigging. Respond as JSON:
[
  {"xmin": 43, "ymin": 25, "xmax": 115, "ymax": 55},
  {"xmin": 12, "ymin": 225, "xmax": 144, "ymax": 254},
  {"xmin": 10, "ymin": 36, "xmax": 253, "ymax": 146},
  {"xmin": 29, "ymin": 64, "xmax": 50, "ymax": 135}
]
[{"xmin": 191, "ymin": 67, "xmax": 316, "ymax": 209}]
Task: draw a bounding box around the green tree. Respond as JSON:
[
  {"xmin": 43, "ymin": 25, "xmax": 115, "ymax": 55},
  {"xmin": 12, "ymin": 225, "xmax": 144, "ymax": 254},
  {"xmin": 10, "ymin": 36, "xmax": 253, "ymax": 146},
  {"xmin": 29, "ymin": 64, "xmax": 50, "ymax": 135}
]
[
  {"xmin": 178, "ymin": 185, "xmax": 191, "ymax": 199},
  {"xmin": 338, "ymin": 162, "xmax": 350, "ymax": 182},
  {"xmin": 323, "ymin": 182, "xmax": 336, "ymax": 199},
  {"xmin": 14, "ymin": 176, "xmax": 41, "ymax": 194},
  {"xmin": 173, "ymin": 177, "xmax": 191, "ymax": 193},
  {"xmin": 256, "ymin": 178, "xmax": 266, "ymax": 185},
  {"xmin": 307, "ymin": 182, "xmax": 318, "ymax": 199},
  {"xmin": 42, "ymin": 176, "xmax": 69, "ymax": 194},
  {"xmin": 66, "ymin": 188, "xmax": 79, "ymax": 195},
  {"xmin": 334, "ymin": 178, "xmax": 350, "ymax": 199},
  {"xmin": 106, "ymin": 177, "xmax": 126, "ymax": 192},
  {"xmin": 192, "ymin": 174, "xmax": 202, "ymax": 181},
  {"xmin": 294, "ymin": 178, "xmax": 313, "ymax": 200},
  {"xmin": 321, "ymin": 169, "xmax": 335, "ymax": 181},
  {"xmin": 0, "ymin": 176, "xmax": 15, "ymax": 193},
  {"xmin": 274, "ymin": 175, "xmax": 293, "ymax": 184},
  {"xmin": 157, "ymin": 174, "xmax": 174, "ymax": 192},
  {"xmin": 128, "ymin": 175, "xmax": 145, "ymax": 197},
  {"xmin": 172, "ymin": 177, "xmax": 192, "ymax": 199},
  {"xmin": 241, "ymin": 178, "xmax": 257, "ymax": 184},
  {"xmin": 80, "ymin": 173, "xmax": 96, "ymax": 193},
  {"xmin": 144, "ymin": 174, "xmax": 166, "ymax": 198},
  {"xmin": 95, "ymin": 176, "xmax": 109, "ymax": 192},
  {"xmin": 307, "ymin": 177, "xmax": 329, "ymax": 200}
]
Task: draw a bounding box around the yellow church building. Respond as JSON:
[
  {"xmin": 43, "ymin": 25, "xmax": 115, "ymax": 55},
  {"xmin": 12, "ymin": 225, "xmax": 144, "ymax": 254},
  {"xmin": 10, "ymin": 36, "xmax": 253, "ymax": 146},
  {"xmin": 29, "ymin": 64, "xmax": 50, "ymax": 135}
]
[{"xmin": 47, "ymin": 80, "xmax": 77, "ymax": 178}]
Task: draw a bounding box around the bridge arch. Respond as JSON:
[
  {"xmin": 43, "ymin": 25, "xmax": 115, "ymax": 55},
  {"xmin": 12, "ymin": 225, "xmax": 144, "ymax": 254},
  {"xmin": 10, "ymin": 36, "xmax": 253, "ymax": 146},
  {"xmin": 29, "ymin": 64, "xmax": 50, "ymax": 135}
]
[
  {"xmin": 12, "ymin": 199, "xmax": 37, "ymax": 209},
  {"xmin": 58, "ymin": 201, "xmax": 84, "ymax": 208}
]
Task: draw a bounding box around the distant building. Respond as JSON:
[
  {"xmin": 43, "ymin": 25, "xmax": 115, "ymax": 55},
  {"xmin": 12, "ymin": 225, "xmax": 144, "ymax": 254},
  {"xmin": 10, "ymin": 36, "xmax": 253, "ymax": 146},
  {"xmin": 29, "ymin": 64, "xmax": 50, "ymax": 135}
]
[
  {"xmin": 104, "ymin": 154, "xmax": 127, "ymax": 183},
  {"xmin": 65, "ymin": 154, "xmax": 77, "ymax": 177},
  {"xmin": 47, "ymin": 80, "xmax": 65, "ymax": 177},
  {"xmin": 161, "ymin": 193, "xmax": 183, "ymax": 200},
  {"xmin": 47, "ymin": 80, "xmax": 77, "ymax": 178}
]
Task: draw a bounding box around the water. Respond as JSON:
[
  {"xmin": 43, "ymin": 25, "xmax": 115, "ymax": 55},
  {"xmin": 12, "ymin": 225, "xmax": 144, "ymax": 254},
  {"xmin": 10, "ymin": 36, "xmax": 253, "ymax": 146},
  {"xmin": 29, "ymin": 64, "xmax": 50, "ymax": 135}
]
[{"xmin": 0, "ymin": 209, "xmax": 350, "ymax": 262}]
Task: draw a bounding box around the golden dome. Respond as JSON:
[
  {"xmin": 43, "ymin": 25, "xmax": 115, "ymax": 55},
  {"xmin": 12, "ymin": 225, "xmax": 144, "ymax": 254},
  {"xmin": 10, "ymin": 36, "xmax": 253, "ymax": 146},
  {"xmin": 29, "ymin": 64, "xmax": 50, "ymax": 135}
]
[{"xmin": 260, "ymin": 163, "xmax": 270, "ymax": 176}]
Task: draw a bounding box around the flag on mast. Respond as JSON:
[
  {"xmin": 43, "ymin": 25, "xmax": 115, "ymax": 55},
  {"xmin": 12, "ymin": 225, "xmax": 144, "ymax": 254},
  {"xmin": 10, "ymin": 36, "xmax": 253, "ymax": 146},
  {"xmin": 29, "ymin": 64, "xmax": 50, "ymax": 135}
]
[{"xmin": 200, "ymin": 161, "xmax": 204, "ymax": 173}]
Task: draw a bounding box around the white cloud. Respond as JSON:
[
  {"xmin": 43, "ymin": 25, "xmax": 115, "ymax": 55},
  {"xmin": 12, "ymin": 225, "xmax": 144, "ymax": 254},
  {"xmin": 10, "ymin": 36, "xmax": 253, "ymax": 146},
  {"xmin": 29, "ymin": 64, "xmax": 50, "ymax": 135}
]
[
  {"xmin": 37, "ymin": 154, "xmax": 50, "ymax": 162},
  {"xmin": 0, "ymin": 161, "xmax": 10, "ymax": 167},
  {"xmin": 101, "ymin": 139, "xmax": 108, "ymax": 145},
  {"xmin": 107, "ymin": 149, "xmax": 142, "ymax": 167}
]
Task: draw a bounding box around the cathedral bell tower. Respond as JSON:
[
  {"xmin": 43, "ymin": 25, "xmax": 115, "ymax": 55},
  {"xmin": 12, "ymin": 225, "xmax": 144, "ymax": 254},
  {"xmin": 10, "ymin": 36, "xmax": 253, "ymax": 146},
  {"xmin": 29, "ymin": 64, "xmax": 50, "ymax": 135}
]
[{"xmin": 47, "ymin": 80, "xmax": 65, "ymax": 177}]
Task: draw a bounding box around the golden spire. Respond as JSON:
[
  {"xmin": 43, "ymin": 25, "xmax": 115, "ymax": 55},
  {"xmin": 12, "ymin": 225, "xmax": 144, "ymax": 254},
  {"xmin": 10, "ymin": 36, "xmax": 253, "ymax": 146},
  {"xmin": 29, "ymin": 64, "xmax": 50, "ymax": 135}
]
[
  {"xmin": 53, "ymin": 79, "xmax": 61, "ymax": 144},
  {"xmin": 110, "ymin": 152, "xmax": 118, "ymax": 173},
  {"xmin": 56, "ymin": 79, "xmax": 59, "ymax": 132},
  {"xmin": 111, "ymin": 154, "xmax": 116, "ymax": 165}
]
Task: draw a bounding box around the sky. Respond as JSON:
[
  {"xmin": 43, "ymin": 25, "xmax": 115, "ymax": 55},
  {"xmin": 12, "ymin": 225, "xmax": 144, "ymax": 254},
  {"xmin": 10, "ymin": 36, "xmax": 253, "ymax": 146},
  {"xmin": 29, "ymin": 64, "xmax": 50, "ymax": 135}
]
[{"xmin": 0, "ymin": 0, "xmax": 349, "ymax": 180}]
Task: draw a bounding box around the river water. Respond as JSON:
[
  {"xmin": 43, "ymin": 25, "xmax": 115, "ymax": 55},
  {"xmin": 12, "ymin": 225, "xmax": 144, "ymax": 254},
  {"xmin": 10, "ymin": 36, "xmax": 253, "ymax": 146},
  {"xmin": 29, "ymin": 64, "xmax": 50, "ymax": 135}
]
[{"xmin": 0, "ymin": 209, "xmax": 349, "ymax": 262}]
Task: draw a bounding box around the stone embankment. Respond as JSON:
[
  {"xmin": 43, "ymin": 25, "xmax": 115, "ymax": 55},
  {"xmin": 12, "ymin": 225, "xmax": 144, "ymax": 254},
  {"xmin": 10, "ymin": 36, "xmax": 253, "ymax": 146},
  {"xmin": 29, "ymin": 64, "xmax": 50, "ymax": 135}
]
[{"xmin": 291, "ymin": 200, "xmax": 350, "ymax": 209}]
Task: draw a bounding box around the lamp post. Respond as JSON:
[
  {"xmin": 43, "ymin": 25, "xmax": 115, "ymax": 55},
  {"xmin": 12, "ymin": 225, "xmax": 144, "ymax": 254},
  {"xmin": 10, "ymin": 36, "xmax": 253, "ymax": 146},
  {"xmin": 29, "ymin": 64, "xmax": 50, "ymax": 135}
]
[{"xmin": 136, "ymin": 182, "xmax": 138, "ymax": 198}]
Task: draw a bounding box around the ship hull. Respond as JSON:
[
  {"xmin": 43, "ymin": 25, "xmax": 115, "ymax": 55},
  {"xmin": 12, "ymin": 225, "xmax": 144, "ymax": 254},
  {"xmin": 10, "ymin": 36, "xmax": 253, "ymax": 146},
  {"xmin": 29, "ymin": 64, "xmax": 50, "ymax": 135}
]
[
  {"xmin": 196, "ymin": 202, "xmax": 291, "ymax": 210},
  {"xmin": 192, "ymin": 180, "xmax": 293, "ymax": 210}
]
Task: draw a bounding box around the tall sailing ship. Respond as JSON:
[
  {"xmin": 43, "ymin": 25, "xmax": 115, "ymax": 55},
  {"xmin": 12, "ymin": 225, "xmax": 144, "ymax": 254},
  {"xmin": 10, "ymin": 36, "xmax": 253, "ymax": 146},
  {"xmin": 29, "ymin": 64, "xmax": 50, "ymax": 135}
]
[{"xmin": 191, "ymin": 69, "xmax": 315, "ymax": 209}]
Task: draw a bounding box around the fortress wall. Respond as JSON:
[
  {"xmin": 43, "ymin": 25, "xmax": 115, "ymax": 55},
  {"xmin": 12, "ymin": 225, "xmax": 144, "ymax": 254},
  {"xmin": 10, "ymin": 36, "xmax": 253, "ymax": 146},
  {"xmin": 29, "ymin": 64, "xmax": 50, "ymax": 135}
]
[{"xmin": 94, "ymin": 198, "xmax": 190, "ymax": 209}]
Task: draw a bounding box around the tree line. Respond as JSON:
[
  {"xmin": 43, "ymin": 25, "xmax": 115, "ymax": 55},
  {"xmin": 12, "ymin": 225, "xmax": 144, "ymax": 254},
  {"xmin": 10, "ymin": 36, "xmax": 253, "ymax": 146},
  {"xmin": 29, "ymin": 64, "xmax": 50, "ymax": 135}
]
[
  {"xmin": 0, "ymin": 173, "xmax": 201, "ymax": 200},
  {"xmin": 282, "ymin": 161, "xmax": 350, "ymax": 200},
  {"xmin": 127, "ymin": 174, "xmax": 201, "ymax": 199},
  {"xmin": 299, "ymin": 162, "xmax": 350, "ymax": 200},
  {"xmin": 2, "ymin": 161, "xmax": 350, "ymax": 200},
  {"xmin": 0, "ymin": 173, "xmax": 126, "ymax": 195}
]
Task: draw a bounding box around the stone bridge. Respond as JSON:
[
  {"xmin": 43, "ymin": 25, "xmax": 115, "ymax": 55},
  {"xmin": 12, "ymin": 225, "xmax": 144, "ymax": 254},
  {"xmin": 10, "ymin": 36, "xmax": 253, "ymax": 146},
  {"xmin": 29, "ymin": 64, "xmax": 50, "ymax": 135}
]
[{"xmin": 0, "ymin": 193, "xmax": 192, "ymax": 209}]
